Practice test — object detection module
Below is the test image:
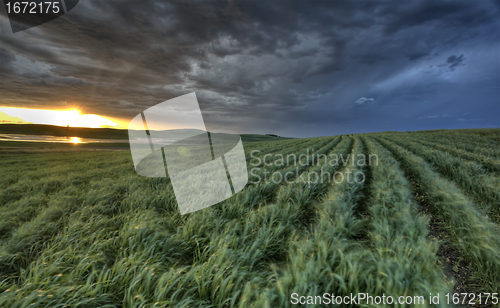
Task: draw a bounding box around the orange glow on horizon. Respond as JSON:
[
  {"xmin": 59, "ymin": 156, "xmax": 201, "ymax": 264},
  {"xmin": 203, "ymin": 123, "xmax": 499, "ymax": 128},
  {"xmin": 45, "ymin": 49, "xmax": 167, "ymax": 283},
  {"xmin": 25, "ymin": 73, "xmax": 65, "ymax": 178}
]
[
  {"xmin": 0, "ymin": 107, "xmax": 127, "ymax": 129},
  {"xmin": 70, "ymin": 137, "xmax": 81, "ymax": 144}
]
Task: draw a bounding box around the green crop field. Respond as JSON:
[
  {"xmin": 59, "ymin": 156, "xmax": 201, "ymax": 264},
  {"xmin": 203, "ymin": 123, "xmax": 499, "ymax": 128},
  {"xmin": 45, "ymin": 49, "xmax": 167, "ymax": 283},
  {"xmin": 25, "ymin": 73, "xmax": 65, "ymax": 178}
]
[{"xmin": 0, "ymin": 128, "xmax": 499, "ymax": 307}]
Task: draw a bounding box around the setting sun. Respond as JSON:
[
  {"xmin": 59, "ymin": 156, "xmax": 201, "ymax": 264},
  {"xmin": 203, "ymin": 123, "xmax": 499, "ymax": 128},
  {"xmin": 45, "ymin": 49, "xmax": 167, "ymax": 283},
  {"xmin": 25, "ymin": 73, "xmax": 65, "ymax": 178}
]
[
  {"xmin": 0, "ymin": 107, "xmax": 119, "ymax": 128},
  {"xmin": 70, "ymin": 137, "xmax": 81, "ymax": 144}
]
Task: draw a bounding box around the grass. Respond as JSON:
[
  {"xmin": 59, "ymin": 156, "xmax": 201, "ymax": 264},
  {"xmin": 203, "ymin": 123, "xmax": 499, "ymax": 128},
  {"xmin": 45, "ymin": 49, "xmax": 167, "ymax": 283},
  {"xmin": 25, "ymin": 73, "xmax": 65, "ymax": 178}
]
[
  {"xmin": 380, "ymin": 134, "xmax": 500, "ymax": 221},
  {"xmin": 374, "ymin": 135, "xmax": 500, "ymax": 295},
  {"xmin": 0, "ymin": 128, "xmax": 499, "ymax": 307}
]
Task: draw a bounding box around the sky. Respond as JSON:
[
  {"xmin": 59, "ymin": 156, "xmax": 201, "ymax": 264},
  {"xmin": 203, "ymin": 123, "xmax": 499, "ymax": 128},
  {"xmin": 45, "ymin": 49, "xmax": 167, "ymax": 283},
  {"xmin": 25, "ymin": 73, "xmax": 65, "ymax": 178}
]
[{"xmin": 0, "ymin": 0, "xmax": 499, "ymax": 137}]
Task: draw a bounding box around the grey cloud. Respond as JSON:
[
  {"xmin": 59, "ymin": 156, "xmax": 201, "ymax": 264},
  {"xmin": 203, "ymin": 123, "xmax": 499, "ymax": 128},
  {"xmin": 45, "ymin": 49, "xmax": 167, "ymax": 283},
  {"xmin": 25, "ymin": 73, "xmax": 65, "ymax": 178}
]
[
  {"xmin": 0, "ymin": 47, "xmax": 17, "ymax": 70},
  {"xmin": 0, "ymin": 0, "xmax": 498, "ymax": 136}
]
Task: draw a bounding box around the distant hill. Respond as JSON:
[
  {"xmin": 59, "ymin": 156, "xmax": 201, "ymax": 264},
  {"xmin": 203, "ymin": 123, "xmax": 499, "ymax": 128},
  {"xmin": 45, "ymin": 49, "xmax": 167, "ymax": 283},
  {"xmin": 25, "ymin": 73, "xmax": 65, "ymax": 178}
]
[
  {"xmin": 0, "ymin": 124, "xmax": 293, "ymax": 142},
  {"xmin": 0, "ymin": 124, "xmax": 129, "ymax": 139},
  {"xmin": 239, "ymin": 134, "xmax": 293, "ymax": 142}
]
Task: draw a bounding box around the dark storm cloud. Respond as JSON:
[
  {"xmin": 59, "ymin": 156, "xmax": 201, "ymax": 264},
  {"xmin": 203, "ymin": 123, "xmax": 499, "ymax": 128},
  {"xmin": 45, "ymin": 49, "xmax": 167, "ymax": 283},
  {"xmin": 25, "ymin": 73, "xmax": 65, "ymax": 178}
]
[
  {"xmin": 0, "ymin": 47, "xmax": 16, "ymax": 69},
  {"xmin": 0, "ymin": 0, "xmax": 498, "ymax": 136}
]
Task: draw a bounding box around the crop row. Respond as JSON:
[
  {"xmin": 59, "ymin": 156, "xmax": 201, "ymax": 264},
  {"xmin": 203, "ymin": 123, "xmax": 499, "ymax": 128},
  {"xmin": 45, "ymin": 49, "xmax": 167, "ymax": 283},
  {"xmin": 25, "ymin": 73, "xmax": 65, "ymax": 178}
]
[
  {"xmin": 380, "ymin": 134, "xmax": 500, "ymax": 221},
  {"xmin": 374, "ymin": 136, "xmax": 500, "ymax": 293},
  {"xmin": 406, "ymin": 135, "xmax": 500, "ymax": 173},
  {"xmin": 408, "ymin": 133, "xmax": 500, "ymax": 159}
]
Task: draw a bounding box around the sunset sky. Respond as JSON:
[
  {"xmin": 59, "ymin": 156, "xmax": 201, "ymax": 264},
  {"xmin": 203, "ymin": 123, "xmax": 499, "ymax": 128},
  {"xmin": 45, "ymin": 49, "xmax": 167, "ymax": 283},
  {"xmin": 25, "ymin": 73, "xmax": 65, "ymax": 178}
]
[
  {"xmin": 0, "ymin": 1, "xmax": 499, "ymax": 137},
  {"xmin": 0, "ymin": 107, "xmax": 120, "ymax": 128}
]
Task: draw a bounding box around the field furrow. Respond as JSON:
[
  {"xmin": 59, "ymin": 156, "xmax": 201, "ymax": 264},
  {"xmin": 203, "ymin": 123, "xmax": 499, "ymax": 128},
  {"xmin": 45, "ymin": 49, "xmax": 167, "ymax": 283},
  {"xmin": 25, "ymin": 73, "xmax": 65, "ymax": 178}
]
[
  {"xmin": 247, "ymin": 136, "xmax": 340, "ymax": 185},
  {"xmin": 113, "ymin": 137, "xmax": 355, "ymax": 307},
  {"xmin": 409, "ymin": 133, "xmax": 500, "ymax": 159},
  {"xmin": 380, "ymin": 135, "xmax": 500, "ymax": 221},
  {"xmin": 374, "ymin": 136, "xmax": 500, "ymax": 294},
  {"xmin": 361, "ymin": 136, "xmax": 450, "ymax": 303},
  {"xmin": 249, "ymin": 136, "xmax": 374, "ymax": 307},
  {"xmin": 243, "ymin": 137, "xmax": 314, "ymax": 162},
  {"xmin": 407, "ymin": 136, "xmax": 500, "ymax": 173}
]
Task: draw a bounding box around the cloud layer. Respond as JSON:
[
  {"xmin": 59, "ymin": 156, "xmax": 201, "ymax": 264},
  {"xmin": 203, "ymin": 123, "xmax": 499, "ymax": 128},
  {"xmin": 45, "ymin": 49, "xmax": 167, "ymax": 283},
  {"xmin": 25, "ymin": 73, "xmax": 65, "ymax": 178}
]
[{"xmin": 0, "ymin": 0, "xmax": 498, "ymax": 136}]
